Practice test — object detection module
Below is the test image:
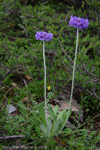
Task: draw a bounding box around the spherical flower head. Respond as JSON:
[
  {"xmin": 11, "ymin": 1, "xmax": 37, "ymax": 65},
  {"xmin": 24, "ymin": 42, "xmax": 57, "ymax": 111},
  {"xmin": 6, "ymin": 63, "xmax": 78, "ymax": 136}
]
[
  {"xmin": 69, "ymin": 16, "xmax": 89, "ymax": 30},
  {"xmin": 35, "ymin": 31, "xmax": 53, "ymax": 41}
]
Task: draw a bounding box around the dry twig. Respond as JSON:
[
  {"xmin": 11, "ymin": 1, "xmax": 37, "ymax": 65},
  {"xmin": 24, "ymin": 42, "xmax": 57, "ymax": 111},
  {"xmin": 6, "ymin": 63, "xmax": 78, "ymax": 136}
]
[{"xmin": 0, "ymin": 135, "xmax": 26, "ymax": 140}]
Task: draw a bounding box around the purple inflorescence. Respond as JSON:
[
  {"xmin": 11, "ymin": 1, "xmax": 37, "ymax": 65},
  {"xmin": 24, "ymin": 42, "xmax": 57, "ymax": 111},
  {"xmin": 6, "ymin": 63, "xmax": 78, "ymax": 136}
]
[
  {"xmin": 35, "ymin": 31, "xmax": 53, "ymax": 41},
  {"xmin": 69, "ymin": 16, "xmax": 89, "ymax": 30}
]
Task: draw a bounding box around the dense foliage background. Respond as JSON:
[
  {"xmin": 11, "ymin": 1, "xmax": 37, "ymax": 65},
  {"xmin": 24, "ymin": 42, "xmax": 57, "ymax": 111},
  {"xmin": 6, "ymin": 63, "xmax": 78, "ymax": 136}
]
[{"xmin": 0, "ymin": 0, "xmax": 100, "ymax": 149}]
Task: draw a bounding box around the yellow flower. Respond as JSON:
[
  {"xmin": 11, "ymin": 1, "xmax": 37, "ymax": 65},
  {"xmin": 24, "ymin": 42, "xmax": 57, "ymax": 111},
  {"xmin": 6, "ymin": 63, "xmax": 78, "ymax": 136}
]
[{"xmin": 47, "ymin": 86, "xmax": 50, "ymax": 90}]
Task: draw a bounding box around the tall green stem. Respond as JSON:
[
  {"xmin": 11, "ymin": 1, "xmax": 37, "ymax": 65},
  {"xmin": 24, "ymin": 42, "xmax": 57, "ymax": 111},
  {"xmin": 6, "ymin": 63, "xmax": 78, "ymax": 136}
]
[
  {"xmin": 43, "ymin": 40, "xmax": 47, "ymax": 117},
  {"xmin": 68, "ymin": 28, "xmax": 79, "ymax": 110}
]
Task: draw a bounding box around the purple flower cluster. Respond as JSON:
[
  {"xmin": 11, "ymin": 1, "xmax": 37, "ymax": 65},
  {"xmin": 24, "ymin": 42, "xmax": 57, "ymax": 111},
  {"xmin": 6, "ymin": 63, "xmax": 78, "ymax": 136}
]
[
  {"xmin": 35, "ymin": 31, "xmax": 53, "ymax": 41},
  {"xmin": 69, "ymin": 16, "xmax": 89, "ymax": 30}
]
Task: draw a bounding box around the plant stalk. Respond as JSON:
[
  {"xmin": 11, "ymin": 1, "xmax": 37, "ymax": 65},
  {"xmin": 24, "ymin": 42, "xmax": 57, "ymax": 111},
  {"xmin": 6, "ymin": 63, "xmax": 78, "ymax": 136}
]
[
  {"xmin": 68, "ymin": 28, "xmax": 79, "ymax": 110},
  {"xmin": 43, "ymin": 40, "xmax": 47, "ymax": 118}
]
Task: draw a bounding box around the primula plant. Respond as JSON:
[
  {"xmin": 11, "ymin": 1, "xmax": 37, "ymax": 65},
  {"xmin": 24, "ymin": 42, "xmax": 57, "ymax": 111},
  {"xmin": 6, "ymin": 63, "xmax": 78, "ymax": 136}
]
[
  {"xmin": 34, "ymin": 31, "xmax": 72, "ymax": 140},
  {"xmin": 68, "ymin": 16, "xmax": 89, "ymax": 111},
  {"xmin": 35, "ymin": 31, "xmax": 53, "ymax": 117}
]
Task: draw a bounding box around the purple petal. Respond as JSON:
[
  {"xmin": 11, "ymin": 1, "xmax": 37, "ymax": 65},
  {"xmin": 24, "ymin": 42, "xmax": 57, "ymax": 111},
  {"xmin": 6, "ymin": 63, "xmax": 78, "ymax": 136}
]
[
  {"xmin": 35, "ymin": 31, "xmax": 53, "ymax": 41},
  {"xmin": 69, "ymin": 16, "xmax": 89, "ymax": 30}
]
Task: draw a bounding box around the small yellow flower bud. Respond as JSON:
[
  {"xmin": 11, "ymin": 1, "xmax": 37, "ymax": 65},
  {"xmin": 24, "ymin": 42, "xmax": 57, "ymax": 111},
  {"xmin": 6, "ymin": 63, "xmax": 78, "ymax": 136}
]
[{"xmin": 47, "ymin": 86, "xmax": 50, "ymax": 90}]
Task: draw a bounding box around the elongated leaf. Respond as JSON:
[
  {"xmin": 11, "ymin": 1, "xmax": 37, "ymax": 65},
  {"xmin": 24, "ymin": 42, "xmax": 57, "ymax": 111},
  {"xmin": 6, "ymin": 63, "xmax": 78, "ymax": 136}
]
[
  {"xmin": 46, "ymin": 117, "xmax": 52, "ymax": 136},
  {"xmin": 53, "ymin": 105, "xmax": 58, "ymax": 116},
  {"xmin": 40, "ymin": 124, "xmax": 48, "ymax": 136},
  {"xmin": 35, "ymin": 126, "xmax": 41, "ymax": 136},
  {"xmin": 58, "ymin": 110, "xmax": 71, "ymax": 133},
  {"xmin": 57, "ymin": 108, "xmax": 67, "ymax": 121},
  {"xmin": 51, "ymin": 119, "xmax": 61, "ymax": 136},
  {"xmin": 17, "ymin": 102, "xmax": 27, "ymax": 116},
  {"xmin": 39, "ymin": 105, "xmax": 46, "ymax": 126},
  {"xmin": 48, "ymin": 105, "xmax": 56, "ymax": 121}
]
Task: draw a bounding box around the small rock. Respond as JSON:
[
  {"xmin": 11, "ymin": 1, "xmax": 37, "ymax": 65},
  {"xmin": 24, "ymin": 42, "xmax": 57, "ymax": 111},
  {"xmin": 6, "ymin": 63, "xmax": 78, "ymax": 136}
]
[{"xmin": 7, "ymin": 104, "xmax": 16, "ymax": 113}]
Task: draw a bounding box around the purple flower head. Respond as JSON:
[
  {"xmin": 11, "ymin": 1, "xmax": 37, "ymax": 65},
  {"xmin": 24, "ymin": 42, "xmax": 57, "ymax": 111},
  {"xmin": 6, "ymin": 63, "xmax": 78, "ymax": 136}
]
[
  {"xmin": 35, "ymin": 31, "xmax": 53, "ymax": 41},
  {"xmin": 69, "ymin": 16, "xmax": 89, "ymax": 30}
]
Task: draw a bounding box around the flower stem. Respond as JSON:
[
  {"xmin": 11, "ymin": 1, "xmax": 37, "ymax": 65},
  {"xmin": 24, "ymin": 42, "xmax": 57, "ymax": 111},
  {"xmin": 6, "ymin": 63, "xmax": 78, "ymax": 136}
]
[
  {"xmin": 68, "ymin": 28, "xmax": 79, "ymax": 110},
  {"xmin": 43, "ymin": 40, "xmax": 47, "ymax": 117}
]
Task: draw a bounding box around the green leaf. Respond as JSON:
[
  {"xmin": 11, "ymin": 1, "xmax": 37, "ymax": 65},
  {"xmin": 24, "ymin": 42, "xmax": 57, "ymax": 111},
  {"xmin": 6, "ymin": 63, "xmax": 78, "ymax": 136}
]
[
  {"xmin": 35, "ymin": 126, "xmax": 41, "ymax": 136},
  {"xmin": 76, "ymin": 143, "xmax": 84, "ymax": 147},
  {"xmin": 51, "ymin": 119, "xmax": 61, "ymax": 136},
  {"xmin": 57, "ymin": 109, "xmax": 71, "ymax": 134},
  {"xmin": 57, "ymin": 108, "xmax": 67, "ymax": 121},
  {"xmin": 48, "ymin": 105, "xmax": 56, "ymax": 121},
  {"xmin": 40, "ymin": 124, "xmax": 48, "ymax": 136},
  {"xmin": 38, "ymin": 105, "xmax": 46, "ymax": 126},
  {"xmin": 17, "ymin": 102, "xmax": 27, "ymax": 116},
  {"xmin": 46, "ymin": 117, "xmax": 52, "ymax": 136},
  {"xmin": 53, "ymin": 105, "xmax": 58, "ymax": 116}
]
